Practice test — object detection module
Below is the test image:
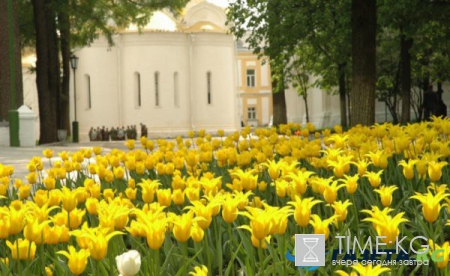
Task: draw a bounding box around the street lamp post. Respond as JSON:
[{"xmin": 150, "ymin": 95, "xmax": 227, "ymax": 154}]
[{"xmin": 70, "ymin": 55, "xmax": 79, "ymax": 143}]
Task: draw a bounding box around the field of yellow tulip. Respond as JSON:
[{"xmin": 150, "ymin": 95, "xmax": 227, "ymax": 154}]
[{"xmin": 1, "ymin": 117, "xmax": 450, "ymax": 276}]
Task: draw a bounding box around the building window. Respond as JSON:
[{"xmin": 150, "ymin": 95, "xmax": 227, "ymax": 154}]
[
  {"xmin": 85, "ymin": 74, "xmax": 91, "ymax": 109},
  {"xmin": 174, "ymin": 72, "xmax": 179, "ymax": 107},
  {"xmin": 207, "ymin": 71, "xmax": 212, "ymax": 104},
  {"xmin": 246, "ymin": 69, "xmax": 255, "ymax": 87},
  {"xmin": 135, "ymin": 72, "xmax": 141, "ymax": 107},
  {"xmin": 155, "ymin": 72, "xmax": 160, "ymax": 107},
  {"xmin": 248, "ymin": 107, "xmax": 256, "ymax": 120}
]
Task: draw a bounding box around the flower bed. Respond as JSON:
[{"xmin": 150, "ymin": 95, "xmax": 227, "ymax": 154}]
[{"xmin": 0, "ymin": 118, "xmax": 449, "ymax": 275}]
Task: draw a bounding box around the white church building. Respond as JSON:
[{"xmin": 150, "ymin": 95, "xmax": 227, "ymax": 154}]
[{"xmin": 69, "ymin": 0, "xmax": 240, "ymax": 139}]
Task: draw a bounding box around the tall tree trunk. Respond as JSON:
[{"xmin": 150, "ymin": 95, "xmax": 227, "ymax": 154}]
[
  {"xmin": 33, "ymin": 0, "xmax": 58, "ymax": 143},
  {"xmin": 0, "ymin": 0, "xmax": 24, "ymax": 121},
  {"xmin": 302, "ymin": 93, "xmax": 310, "ymax": 123},
  {"xmin": 338, "ymin": 63, "xmax": 347, "ymax": 127},
  {"xmin": 350, "ymin": 0, "xmax": 377, "ymax": 126},
  {"xmin": 58, "ymin": 7, "xmax": 71, "ymax": 134},
  {"xmin": 400, "ymin": 33, "xmax": 413, "ymax": 124},
  {"xmin": 272, "ymin": 79, "xmax": 287, "ymax": 126}
]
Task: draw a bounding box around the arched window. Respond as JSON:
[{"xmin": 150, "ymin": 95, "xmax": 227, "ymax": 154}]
[
  {"xmin": 174, "ymin": 72, "xmax": 179, "ymax": 107},
  {"xmin": 155, "ymin": 72, "xmax": 160, "ymax": 107},
  {"xmin": 207, "ymin": 71, "xmax": 212, "ymax": 105},
  {"xmin": 85, "ymin": 74, "xmax": 91, "ymax": 109},
  {"xmin": 134, "ymin": 72, "xmax": 141, "ymax": 107}
]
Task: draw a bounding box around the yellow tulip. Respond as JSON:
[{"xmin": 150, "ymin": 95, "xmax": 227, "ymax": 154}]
[
  {"xmin": 363, "ymin": 210, "xmax": 408, "ymax": 244},
  {"xmin": 340, "ymin": 174, "xmax": 359, "ymax": 194},
  {"xmin": 350, "ymin": 263, "xmax": 390, "ymax": 276},
  {"xmin": 61, "ymin": 186, "xmax": 78, "ymax": 212},
  {"xmin": 189, "ymin": 265, "xmax": 208, "ymax": 276},
  {"xmin": 410, "ymin": 191, "xmax": 449, "ymax": 223},
  {"xmin": 428, "ymin": 161, "xmax": 448, "ymax": 182},
  {"xmin": 398, "ymin": 159, "xmax": 417, "ymax": 180},
  {"xmin": 429, "ymin": 240, "xmax": 450, "ymax": 269},
  {"xmin": 6, "ymin": 239, "xmax": 36, "ymax": 260},
  {"xmin": 57, "ymin": 246, "xmax": 90, "ymax": 275},
  {"xmin": 125, "ymin": 139, "xmax": 135, "ymax": 150},
  {"xmin": 323, "ymin": 181, "xmax": 346, "ymax": 204},
  {"xmin": 86, "ymin": 230, "xmax": 124, "ymax": 261},
  {"xmin": 171, "ymin": 211, "xmax": 194, "ymax": 242},
  {"xmin": 309, "ymin": 214, "xmax": 337, "ymax": 240},
  {"xmin": 43, "ymin": 148, "xmax": 54, "ymax": 158},
  {"xmin": 352, "ymin": 159, "xmax": 372, "ymax": 177},
  {"xmin": 138, "ymin": 179, "xmax": 160, "ymax": 204},
  {"xmin": 0, "ymin": 216, "xmax": 10, "ymax": 239},
  {"xmin": 240, "ymin": 207, "xmax": 273, "ymax": 241},
  {"xmin": 288, "ymin": 170, "xmax": 314, "ymax": 195},
  {"xmin": 222, "ymin": 195, "xmax": 239, "ymax": 223},
  {"xmin": 374, "ymin": 185, "xmax": 397, "ymax": 207},
  {"xmin": 288, "ymin": 196, "xmax": 322, "ymax": 227},
  {"xmin": 145, "ymin": 219, "xmax": 167, "ymax": 250},
  {"xmin": 364, "ymin": 170, "xmax": 383, "ymax": 188},
  {"xmin": 18, "ymin": 184, "xmax": 31, "ymax": 199},
  {"xmin": 191, "ymin": 222, "xmax": 205, "ymax": 243},
  {"xmin": 331, "ymin": 200, "xmax": 352, "ymax": 222},
  {"xmin": 185, "ymin": 201, "xmax": 215, "ymax": 230}
]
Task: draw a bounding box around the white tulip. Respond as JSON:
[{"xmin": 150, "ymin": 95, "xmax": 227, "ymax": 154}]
[{"xmin": 116, "ymin": 250, "xmax": 141, "ymax": 276}]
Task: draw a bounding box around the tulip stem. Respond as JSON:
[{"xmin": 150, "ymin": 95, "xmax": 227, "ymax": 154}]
[
  {"xmin": 258, "ymin": 243, "xmax": 265, "ymax": 276},
  {"xmin": 153, "ymin": 249, "xmax": 160, "ymax": 276},
  {"xmin": 180, "ymin": 242, "xmax": 188, "ymax": 275}
]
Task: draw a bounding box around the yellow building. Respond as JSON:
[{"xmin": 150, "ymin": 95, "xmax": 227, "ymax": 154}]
[{"xmin": 237, "ymin": 41, "xmax": 273, "ymax": 127}]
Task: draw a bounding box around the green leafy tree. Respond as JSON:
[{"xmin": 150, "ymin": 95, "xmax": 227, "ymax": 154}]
[{"xmin": 228, "ymin": 0, "xmax": 352, "ymax": 127}]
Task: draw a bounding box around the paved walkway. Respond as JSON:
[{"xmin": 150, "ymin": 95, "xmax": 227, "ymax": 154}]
[{"xmin": 0, "ymin": 141, "xmax": 129, "ymax": 181}]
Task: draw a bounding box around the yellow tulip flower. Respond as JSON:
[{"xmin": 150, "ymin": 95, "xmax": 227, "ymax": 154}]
[
  {"xmin": 288, "ymin": 196, "xmax": 322, "ymax": 227},
  {"xmin": 310, "ymin": 214, "xmax": 338, "ymax": 240},
  {"xmin": 42, "ymin": 148, "xmax": 53, "ymax": 159},
  {"xmin": 364, "ymin": 170, "xmax": 383, "ymax": 188},
  {"xmin": 331, "ymin": 200, "xmax": 352, "ymax": 222},
  {"xmin": 323, "ymin": 181, "xmax": 346, "ymax": 204},
  {"xmin": 288, "ymin": 170, "xmax": 314, "ymax": 195},
  {"xmin": 351, "ymin": 263, "xmax": 390, "ymax": 275},
  {"xmin": 221, "ymin": 195, "xmax": 240, "ymax": 224},
  {"xmin": 363, "ymin": 211, "xmax": 408, "ymax": 244},
  {"xmin": 61, "ymin": 186, "xmax": 79, "ymax": 212},
  {"xmin": 398, "ymin": 159, "xmax": 417, "ymax": 180},
  {"xmin": 85, "ymin": 230, "xmax": 124, "ymax": 261},
  {"xmin": 240, "ymin": 207, "xmax": 273, "ymax": 241},
  {"xmin": 57, "ymin": 246, "xmax": 90, "ymax": 275},
  {"xmin": 410, "ymin": 190, "xmax": 449, "ymax": 223},
  {"xmin": 6, "ymin": 238, "xmax": 36, "ymax": 260},
  {"xmin": 428, "ymin": 240, "xmax": 450, "ymax": 269},
  {"xmin": 139, "ymin": 179, "xmax": 160, "ymax": 204},
  {"xmin": 191, "ymin": 222, "xmax": 205, "ymax": 243},
  {"xmin": 352, "ymin": 159, "xmax": 372, "ymax": 177},
  {"xmin": 171, "ymin": 211, "xmax": 194, "ymax": 242},
  {"xmin": 374, "ymin": 185, "xmax": 398, "ymax": 207},
  {"xmin": 189, "ymin": 265, "xmax": 208, "ymax": 276},
  {"xmin": 340, "ymin": 174, "xmax": 359, "ymax": 194},
  {"xmin": 427, "ymin": 161, "xmax": 448, "ymax": 182},
  {"xmin": 185, "ymin": 200, "xmax": 216, "ymax": 230}
]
